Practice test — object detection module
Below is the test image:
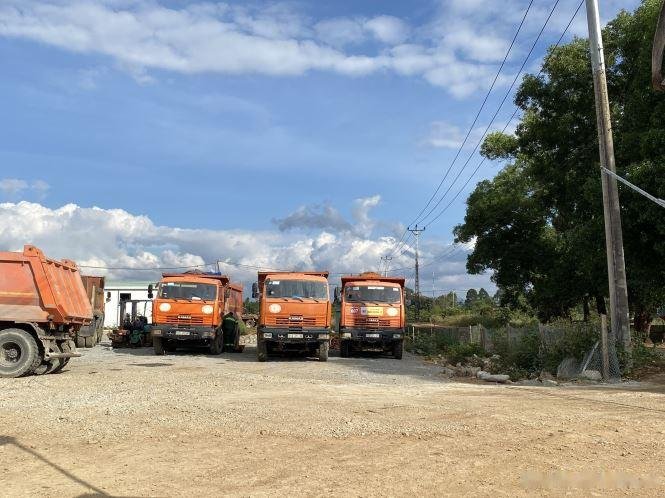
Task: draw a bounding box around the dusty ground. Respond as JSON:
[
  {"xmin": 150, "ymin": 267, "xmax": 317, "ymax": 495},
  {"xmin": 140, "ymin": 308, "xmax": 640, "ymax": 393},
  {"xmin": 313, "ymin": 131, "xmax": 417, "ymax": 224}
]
[{"xmin": 2, "ymin": 339, "xmax": 665, "ymax": 497}]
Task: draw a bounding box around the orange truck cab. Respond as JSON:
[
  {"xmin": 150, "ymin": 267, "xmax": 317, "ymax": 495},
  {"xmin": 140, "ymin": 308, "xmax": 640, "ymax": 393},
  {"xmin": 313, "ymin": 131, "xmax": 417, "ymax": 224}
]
[
  {"xmin": 338, "ymin": 273, "xmax": 406, "ymax": 359},
  {"xmin": 252, "ymin": 271, "xmax": 331, "ymax": 362},
  {"xmin": 151, "ymin": 271, "xmax": 243, "ymax": 355}
]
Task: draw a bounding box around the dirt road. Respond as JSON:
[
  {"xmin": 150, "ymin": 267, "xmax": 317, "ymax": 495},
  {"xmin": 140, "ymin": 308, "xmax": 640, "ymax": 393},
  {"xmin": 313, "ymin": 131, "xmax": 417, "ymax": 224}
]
[{"xmin": 1, "ymin": 340, "xmax": 665, "ymax": 497}]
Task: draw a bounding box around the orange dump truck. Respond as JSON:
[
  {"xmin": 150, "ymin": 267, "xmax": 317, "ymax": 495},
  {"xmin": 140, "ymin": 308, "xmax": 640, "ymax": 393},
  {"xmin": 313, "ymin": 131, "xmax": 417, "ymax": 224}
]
[
  {"xmin": 338, "ymin": 273, "xmax": 406, "ymax": 359},
  {"xmin": 151, "ymin": 271, "xmax": 243, "ymax": 355},
  {"xmin": 0, "ymin": 245, "xmax": 91, "ymax": 378},
  {"xmin": 252, "ymin": 271, "xmax": 331, "ymax": 362}
]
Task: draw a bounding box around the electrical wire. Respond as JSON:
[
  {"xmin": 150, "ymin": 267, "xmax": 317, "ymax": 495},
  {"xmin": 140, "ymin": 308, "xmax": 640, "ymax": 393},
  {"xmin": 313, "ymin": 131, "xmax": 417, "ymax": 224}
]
[
  {"xmin": 422, "ymin": 0, "xmax": 585, "ymax": 227},
  {"xmin": 381, "ymin": 0, "xmax": 537, "ymax": 264}
]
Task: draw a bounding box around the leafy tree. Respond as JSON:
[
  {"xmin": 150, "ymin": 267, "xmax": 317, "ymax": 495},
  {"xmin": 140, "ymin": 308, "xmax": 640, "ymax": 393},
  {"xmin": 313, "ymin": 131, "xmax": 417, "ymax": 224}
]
[
  {"xmin": 478, "ymin": 288, "xmax": 491, "ymax": 302},
  {"xmin": 243, "ymin": 298, "xmax": 259, "ymax": 315},
  {"xmin": 465, "ymin": 289, "xmax": 479, "ymax": 307},
  {"xmin": 455, "ymin": 0, "xmax": 665, "ymax": 330}
]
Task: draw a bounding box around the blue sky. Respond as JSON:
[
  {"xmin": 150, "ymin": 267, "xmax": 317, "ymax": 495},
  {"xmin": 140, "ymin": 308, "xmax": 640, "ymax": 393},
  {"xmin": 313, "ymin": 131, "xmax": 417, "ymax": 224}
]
[{"xmin": 0, "ymin": 0, "xmax": 641, "ymax": 292}]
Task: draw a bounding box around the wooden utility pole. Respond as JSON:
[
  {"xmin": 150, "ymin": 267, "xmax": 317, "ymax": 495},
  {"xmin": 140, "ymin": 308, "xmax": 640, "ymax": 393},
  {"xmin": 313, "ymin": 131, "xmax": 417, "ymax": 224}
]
[{"xmin": 585, "ymin": 0, "xmax": 631, "ymax": 351}]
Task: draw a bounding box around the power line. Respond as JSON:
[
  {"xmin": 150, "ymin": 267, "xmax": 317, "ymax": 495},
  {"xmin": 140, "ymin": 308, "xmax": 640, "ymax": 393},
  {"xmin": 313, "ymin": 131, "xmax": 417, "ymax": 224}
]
[
  {"xmin": 420, "ymin": 0, "xmax": 570, "ymax": 227},
  {"xmin": 382, "ymin": 0, "xmax": 537, "ymax": 262},
  {"xmin": 424, "ymin": 0, "xmax": 585, "ymax": 227},
  {"xmin": 408, "ymin": 0, "xmax": 537, "ymax": 227}
]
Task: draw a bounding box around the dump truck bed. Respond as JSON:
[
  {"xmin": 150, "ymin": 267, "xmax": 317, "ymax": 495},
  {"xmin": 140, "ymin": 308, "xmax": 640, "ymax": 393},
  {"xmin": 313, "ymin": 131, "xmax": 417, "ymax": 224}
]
[{"xmin": 0, "ymin": 245, "xmax": 92, "ymax": 326}]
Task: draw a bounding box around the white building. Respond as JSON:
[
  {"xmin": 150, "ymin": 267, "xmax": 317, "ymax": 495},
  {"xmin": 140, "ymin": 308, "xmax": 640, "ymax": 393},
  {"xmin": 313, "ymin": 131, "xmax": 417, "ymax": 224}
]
[{"xmin": 104, "ymin": 281, "xmax": 156, "ymax": 328}]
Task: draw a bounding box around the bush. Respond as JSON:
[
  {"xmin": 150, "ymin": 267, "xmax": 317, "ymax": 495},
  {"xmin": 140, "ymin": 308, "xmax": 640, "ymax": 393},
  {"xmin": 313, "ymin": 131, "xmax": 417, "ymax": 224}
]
[{"xmin": 446, "ymin": 342, "xmax": 484, "ymax": 364}]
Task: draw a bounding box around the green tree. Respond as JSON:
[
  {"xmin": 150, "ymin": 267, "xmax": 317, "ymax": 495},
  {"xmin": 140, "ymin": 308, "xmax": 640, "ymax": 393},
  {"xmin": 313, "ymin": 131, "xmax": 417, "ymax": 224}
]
[
  {"xmin": 455, "ymin": 0, "xmax": 665, "ymax": 330},
  {"xmin": 465, "ymin": 289, "xmax": 479, "ymax": 307}
]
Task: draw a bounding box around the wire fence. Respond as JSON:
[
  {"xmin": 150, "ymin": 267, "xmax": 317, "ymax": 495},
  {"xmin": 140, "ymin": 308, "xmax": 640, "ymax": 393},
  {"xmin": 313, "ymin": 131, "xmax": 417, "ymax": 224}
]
[{"xmin": 407, "ymin": 321, "xmax": 621, "ymax": 379}]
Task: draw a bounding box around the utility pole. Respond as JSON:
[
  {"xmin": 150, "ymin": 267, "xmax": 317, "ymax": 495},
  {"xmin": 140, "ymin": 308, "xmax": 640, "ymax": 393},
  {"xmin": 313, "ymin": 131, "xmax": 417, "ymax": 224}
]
[
  {"xmin": 408, "ymin": 225, "xmax": 426, "ymax": 319},
  {"xmin": 380, "ymin": 256, "xmax": 393, "ymax": 276},
  {"xmin": 585, "ymin": 0, "xmax": 631, "ymax": 351}
]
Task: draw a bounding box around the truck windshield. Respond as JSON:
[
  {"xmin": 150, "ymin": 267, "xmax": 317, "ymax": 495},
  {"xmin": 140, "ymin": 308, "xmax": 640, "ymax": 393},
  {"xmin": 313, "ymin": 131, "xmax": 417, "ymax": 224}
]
[
  {"xmin": 159, "ymin": 282, "xmax": 217, "ymax": 301},
  {"xmin": 345, "ymin": 285, "xmax": 401, "ymax": 304},
  {"xmin": 266, "ymin": 279, "xmax": 328, "ymax": 300}
]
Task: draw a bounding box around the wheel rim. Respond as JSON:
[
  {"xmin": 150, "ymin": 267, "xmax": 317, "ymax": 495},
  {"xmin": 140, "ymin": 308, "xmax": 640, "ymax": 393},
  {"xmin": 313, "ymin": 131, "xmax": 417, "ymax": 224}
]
[{"xmin": 1, "ymin": 341, "xmax": 22, "ymax": 367}]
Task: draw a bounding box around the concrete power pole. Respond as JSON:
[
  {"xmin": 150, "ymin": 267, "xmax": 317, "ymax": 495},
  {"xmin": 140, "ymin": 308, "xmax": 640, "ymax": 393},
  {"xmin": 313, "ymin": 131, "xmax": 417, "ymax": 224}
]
[
  {"xmin": 408, "ymin": 225, "xmax": 426, "ymax": 318},
  {"xmin": 380, "ymin": 256, "xmax": 393, "ymax": 277},
  {"xmin": 585, "ymin": 0, "xmax": 631, "ymax": 350}
]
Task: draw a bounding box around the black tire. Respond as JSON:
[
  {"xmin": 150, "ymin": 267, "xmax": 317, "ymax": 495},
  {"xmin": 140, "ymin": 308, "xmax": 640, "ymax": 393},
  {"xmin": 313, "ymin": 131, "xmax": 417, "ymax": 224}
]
[
  {"xmin": 75, "ymin": 335, "xmax": 86, "ymax": 348},
  {"xmin": 318, "ymin": 341, "xmax": 329, "ymax": 362},
  {"xmin": 164, "ymin": 341, "xmax": 177, "ymax": 353},
  {"xmin": 153, "ymin": 337, "xmax": 165, "ymax": 355},
  {"xmin": 84, "ymin": 335, "xmax": 95, "ymax": 348},
  {"xmin": 257, "ymin": 339, "xmax": 268, "ymax": 362},
  {"xmin": 393, "ymin": 340, "xmax": 403, "ymax": 360},
  {"xmin": 0, "ymin": 328, "xmax": 41, "ymax": 378},
  {"xmin": 340, "ymin": 340, "xmax": 351, "ymax": 358},
  {"xmin": 209, "ymin": 332, "xmax": 223, "ymax": 355}
]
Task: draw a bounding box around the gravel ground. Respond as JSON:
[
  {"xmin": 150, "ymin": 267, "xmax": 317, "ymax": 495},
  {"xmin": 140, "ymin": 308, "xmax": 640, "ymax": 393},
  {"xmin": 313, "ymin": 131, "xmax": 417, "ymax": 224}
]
[{"xmin": 1, "ymin": 338, "xmax": 665, "ymax": 497}]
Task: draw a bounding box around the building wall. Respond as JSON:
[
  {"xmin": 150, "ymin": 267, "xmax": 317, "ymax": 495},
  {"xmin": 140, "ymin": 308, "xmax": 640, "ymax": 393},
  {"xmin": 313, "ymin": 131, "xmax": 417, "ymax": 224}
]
[{"xmin": 103, "ymin": 283, "xmax": 155, "ymax": 327}]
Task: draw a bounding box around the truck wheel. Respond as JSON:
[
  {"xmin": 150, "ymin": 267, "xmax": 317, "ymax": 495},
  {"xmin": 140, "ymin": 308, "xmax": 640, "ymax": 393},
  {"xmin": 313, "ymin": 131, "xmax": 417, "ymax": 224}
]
[
  {"xmin": 340, "ymin": 340, "xmax": 350, "ymax": 358},
  {"xmin": 318, "ymin": 342, "xmax": 329, "ymax": 362},
  {"xmin": 257, "ymin": 339, "xmax": 268, "ymax": 362},
  {"xmin": 153, "ymin": 337, "xmax": 165, "ymax": 355},
  {"xmin": 209, "ymin": 333, "xmax": 223, "ymax": 355},
  {"xmin": 84, "ymin": 335, "xmax": 95, "ymax": 348},
  {"xmin": 0, "ymin": 328, "xmax": 41, "ymax": 378},
  {"xmin": 393, "ymin": 341, "xmax": 403, "ymax": 360}
]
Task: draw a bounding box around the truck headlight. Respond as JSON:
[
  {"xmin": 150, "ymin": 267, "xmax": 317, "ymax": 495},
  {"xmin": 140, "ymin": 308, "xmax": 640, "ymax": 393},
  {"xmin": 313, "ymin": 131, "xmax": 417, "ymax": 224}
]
[
  {"xmin": 202, "ymin": 305, "xmax": 214, "ymax": 314},
  {"xmin": 269, "ymin": 304, "xmax": 281, "ymax": 313},
  {"xmin": 263, "ymin": 332, "xmax": 273, "ymax": 339},
  {"xmin": 318, "ymin": 334, "xmax": 329, "ymax": 340},
  {"xmin": 159, "ymin": 302, "xmax": 171, "ymax": 312},
  {"xmin": 393, "ymin": 334, "xmax": 402, "ymax": 339},
  {"xmin": 386, "ymin": 307, "xmax": 399, "ymax": 317},
  {"xmin": 342, "ymin": 333, "xmax": 351, "ymax": 338}
]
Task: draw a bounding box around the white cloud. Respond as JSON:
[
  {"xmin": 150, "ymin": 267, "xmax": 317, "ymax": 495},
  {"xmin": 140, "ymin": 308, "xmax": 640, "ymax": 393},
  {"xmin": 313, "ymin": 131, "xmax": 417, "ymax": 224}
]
[
  {"xmin": 0, "ymin": 200, "xmax": 493, "ymax": 292},
  {"xmin": 0, "ymin": 178, "xmax": 50, "ymax": 198},
  {"xmin": 364, "ymin": 15, "xmax": 409, "ymax": 45},
  {"xmin": 0, "ymin": 0, "xmax": 569, "ymax": 99},
  {"xmin": 0, "ymin": 179, "xmax": 28, "ymax": 195}
]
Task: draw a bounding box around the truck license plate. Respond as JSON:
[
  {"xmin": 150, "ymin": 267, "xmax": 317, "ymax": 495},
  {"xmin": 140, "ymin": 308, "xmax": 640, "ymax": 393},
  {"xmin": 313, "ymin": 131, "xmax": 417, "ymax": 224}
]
[
  {"xmin": 175, "ymin": 330, "xmax": 190, "ymax": 336},
  {"xmin": 366, "ymin": 333, "xmax": 380, "ymax": 338},
  {"xmin": 287, "ymin": 333, "xmax": 303, "ymax": 339}
]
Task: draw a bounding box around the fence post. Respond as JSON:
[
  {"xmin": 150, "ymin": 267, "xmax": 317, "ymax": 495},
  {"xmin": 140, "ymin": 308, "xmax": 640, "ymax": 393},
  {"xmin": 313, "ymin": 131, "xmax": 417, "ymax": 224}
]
[{"xmin": 601, "ymin": 314, "xmax": 610, "ymax": 381}]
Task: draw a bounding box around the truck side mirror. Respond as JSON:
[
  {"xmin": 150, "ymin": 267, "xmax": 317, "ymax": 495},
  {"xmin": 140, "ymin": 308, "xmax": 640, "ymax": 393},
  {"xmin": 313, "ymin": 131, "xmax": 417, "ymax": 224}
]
[
  {"xmin": 106, "ymin": 291, "xmax": 111, "ymax": 303},
  {"xmin": 224, "ymin": 288, "xmax": 231, "ymax": 299},
  {"xmin": 251, "ymin": 282, "xmax": 259, "ymax": 299},
  {"xmin": 333, "ymin": 286, "xmax": 340, "ymax": 303},
  {"xmin": 147, "ymin": 284, "xmax": 153, "ymax": 299}
]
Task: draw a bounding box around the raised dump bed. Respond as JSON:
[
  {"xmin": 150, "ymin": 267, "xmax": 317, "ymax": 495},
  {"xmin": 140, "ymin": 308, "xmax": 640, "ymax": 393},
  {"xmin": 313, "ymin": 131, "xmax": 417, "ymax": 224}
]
[{"xmin": 0, "ymin": 245, "xmax": 92, "ymax": 377}]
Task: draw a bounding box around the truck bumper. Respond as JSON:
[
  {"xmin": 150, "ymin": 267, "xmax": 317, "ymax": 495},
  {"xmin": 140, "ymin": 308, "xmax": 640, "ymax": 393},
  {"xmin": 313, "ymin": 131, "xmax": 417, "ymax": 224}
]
[
  {"xmin": 152, "ymin": 325, "xmax": 216, "ymax": 342},
  {"xmin": 339, "ymin": 328, "xmax": 404, "ymax": 346},
  {"xmin": 258, "ymin": 326, "xmax": 330, "ymax": 348}
]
